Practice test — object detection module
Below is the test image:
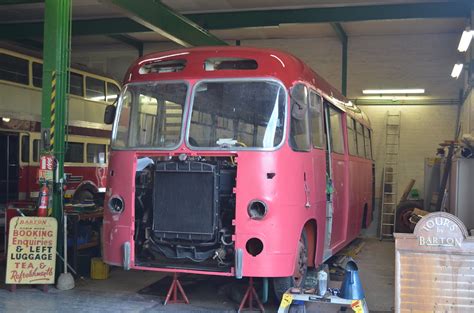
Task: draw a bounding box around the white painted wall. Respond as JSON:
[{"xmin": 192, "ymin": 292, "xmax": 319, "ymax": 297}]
[
  {"xmin": 461, "ymin": 89, "xmax": 474, "ymax": 136},
  {"xmin": 360, "ymin": 104, "xmax": 458, "ymax": 199}
]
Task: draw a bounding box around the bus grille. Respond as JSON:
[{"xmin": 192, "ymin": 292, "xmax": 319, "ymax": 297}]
[{"xmin": 152, "ymin": 161, "xmax": 218, "ymax": 243}]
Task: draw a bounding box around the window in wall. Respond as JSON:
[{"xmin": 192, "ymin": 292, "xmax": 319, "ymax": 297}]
[
  {"xmin": 289, "ymin": 84, "xmax": 310, "ymax": 151},
  {"xmin": 364, "ymin": 127, "xmax": 372, "ymax": 159},
  {"xmin": 65, "ymin": 142, "xmax": 84, "ymax": 163},
  {"xmin": 21, "ymin": 135, "xmax": 30, "ymax": 163},
  {"xmin": 32, "ymin": 62, "xmax": 43, "ymax": 88},
  {"xmin": 309, "ymin": 91, "xmax": 324, "ymax": 148},
  {"xmin": 356, "ymin": 122, "xmax": 365, "ymax": 158},
  {"xmin": 32, "ymin": 139, "xmax": 40, "ymax": 162},
  {"xmin": 346, "ymin": 116, "xmax": 357, "ymax": 155},
  {"xmin": 329, "ymin": 107, "xmax": 344, "ymax": 154},
  {"xmin": 70, "ymin": 72, "xmax": 84, "ymax": 97},
  {"xmin": 87, "ymin": 143, "xmax": 106, "ymax": 163},
  {"xmin": 86, "ymin": 77, "xmax": 105, "ymax": 102},
  {"xmin": 106, "ymin": 82, "xmax": 120, "ymax": 104},
  {"xmin": 0, "ymin": 53, "xmax": 29, "ymax": 85}
]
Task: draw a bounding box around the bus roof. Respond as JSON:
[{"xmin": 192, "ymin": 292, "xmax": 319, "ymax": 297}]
[{"xmin": 124, "ymin": 46, "xmax": 370, "ymax": 128}]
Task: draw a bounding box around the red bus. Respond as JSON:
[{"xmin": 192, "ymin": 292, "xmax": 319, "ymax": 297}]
[
  {"xmin": 102, "ymin": 46, "xmax": 373, "ymax": 297},
  {"xmin": 0, "ymin": 48, "xmax": 121, "ymax": 207}
]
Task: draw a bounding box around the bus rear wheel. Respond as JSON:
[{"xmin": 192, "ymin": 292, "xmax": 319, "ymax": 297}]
[
  {"xmin": 72, "ymin": 188, "xmax": 95, "ymax": 205},
  {"xmin": 273, "ymin": 231, "xmax": 308, "ymax": 301}
]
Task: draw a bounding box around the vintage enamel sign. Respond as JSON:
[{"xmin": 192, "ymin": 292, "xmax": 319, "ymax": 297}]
[{"xmin": 6, "ymin": 217, "xmax": 57, "ymax": 284}]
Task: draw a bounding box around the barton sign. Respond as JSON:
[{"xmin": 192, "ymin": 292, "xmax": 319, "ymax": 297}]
[
  {"xmin": 415, "ymin": 212, "xmax": 467, "ymax": 249},
  {"xmin": 5, "ymin": 217, "xmax": 57, "ymax": 284}
]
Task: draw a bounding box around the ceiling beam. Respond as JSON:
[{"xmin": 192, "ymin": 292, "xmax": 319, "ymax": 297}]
[
  {"xmin": 330, "ymin": 23, "xmax": 347, "ymax": 44},
  {"xmin": 187, "ymin": 1, "xmax": 470, "ymax": 30},
  {"xmin": 8, "ymin": 38, "xmax": 43, "ymax": 50},
  {"xmin": 0, "ymin": 0, "xmax": 42, "ymax": 5},
  {"xmin": 108, "ymin": 34, "xmax": 144, "ymax": 56},
  {"xmin": 0, "ymin": 18, "xmax": 148, "ymax": 39},
  {"xmin": 0, "ymin": 1, "xmax": 469, "ymax": 40},
  {"xmin": 331, "ymin": 23, "xmax": 348, "ymax": 96},
  {"xmin": 108, "ymin": 0, "xmax": 226, "ymax": 47}
]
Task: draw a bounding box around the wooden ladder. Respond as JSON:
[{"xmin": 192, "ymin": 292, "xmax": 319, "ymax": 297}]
[{"xmin": 379, "ymin": 111, "xmax": 401, "ymax": 240}]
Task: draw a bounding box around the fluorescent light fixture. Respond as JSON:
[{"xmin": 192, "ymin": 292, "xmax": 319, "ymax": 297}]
[
  {"xmin": 451, "ymin": 63, "xmax": 464, "ymax": 79},
  {"xmin": 362, "ymin": 89, "xmax": 425, "ymax": 95},
  {"xmin": 458, "ymin": 29, "xmax": 474, "ymax": 52},
  {"xmin": 2, "ymin": 117, "xmax": 10, "ymax": 122}
]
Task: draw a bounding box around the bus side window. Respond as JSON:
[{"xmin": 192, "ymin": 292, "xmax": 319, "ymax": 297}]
[
  {"xmin": 328, "ymin": 107, "xmax": 344, "ymax": 154},
  {"xmin": 364, "ymin": 127, "xmax": 372, "ymax": 159},
  {"xmin": 21, "ymin": 135, "xmax": 30, "ymax": 163},
  {"xmin": 356, "ymin": 122, "xmax": 365, "ymax": 158},
  {"xmin": 107, "ymin": 82, "xmax": 120, "ymax": 103},
  {"xmin": 86, "ymin": 77, "xmax": 106, "ymax": 102},
  {"xmin": 309, "ymin": 91, "xmax": 324, "ymax": 148},
  {"xmin": 0, "ymin": 53, "xmax": 29, "ymax": 85},
  {"xmin": 32, "ymin": 62, "xmax": 43, "ymax": 87},
  {"xmin": 32, "ymin": 139, "xmax": 40, "ymax": 162},
  {"xmin": 70, "ymin": 72, "xmax": 84, "ymax": 97},
  {"xmin": 289, "ymin": 83, "xmax": 310, "ymax": 151},
  {"xmin": 346, "ymin": 116, "xmax": 357, "ymax": 155},
  {"xmin": 87, "ymin": 143, "xmax": 106, "ymax": 164},
  {"xmin": 65, "ymin": 142, "xmax": 84, "ymax": 163}
]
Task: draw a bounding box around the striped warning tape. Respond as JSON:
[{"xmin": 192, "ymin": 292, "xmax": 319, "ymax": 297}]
[{"xmin": 50, "ymin": 71, "xmax": 56, "ymax": 150}]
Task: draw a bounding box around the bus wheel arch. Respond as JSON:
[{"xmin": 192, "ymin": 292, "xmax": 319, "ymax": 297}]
[
  {"xmin": 273, "ymin": 230, "xmax": 308, "ymax": 301},
  {"xmin": 72, "ymin": 181, "xmax": 98, "ymax": 204},
  {"xmin": 303, "ymin": 219, "xmax": 317, "ymax": 267}
]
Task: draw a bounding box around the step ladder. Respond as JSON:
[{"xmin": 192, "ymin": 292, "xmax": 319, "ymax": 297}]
[{"xmin": 379, "ymin": 111, "xmax": 401, "ymax": 240}]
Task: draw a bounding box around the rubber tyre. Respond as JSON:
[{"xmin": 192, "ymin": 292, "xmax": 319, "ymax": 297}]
[
  {"xmin": 73, "ymin": 189, "xmax": 95, "ymax": 204},
  {"xmin": 273, "ymin": 231, "xmax": 308, "ymax": 301},
  {"xmin": 395, "ymin": 201, "xmax": 421, "ymax": 233}
]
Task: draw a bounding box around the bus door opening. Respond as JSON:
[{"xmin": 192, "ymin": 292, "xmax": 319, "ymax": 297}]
[
  {"xmin": 0, "ymin": 132, "xmax": 19, "ymax": 207},
  {"xmin": 322, "ymin": 102, "xmax": 334, "ymax": 258},
  {"xmin": 325, "ymin": 104, "xmax": 348, "ymax": 251}
]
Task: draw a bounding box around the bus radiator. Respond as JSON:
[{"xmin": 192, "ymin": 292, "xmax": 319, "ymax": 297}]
[{"xmin": 152, "ymin": 161, "xmax": 219, "ymax": 243}]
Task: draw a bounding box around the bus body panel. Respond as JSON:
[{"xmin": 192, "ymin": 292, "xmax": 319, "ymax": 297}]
[
  {"xmin": 18, "ymin": 165, "xmax": 106, "ymax": 199},
  {"xmin": 102, "ymin": 46, "xmax": 373, "ymax": 279},
  {"xmin": 102, "ymin": 150, "xmax": 136, "ymax": 266},
  {"xmin": 103, "ymin": 147, "xmax": 330, "ymax": 277}
]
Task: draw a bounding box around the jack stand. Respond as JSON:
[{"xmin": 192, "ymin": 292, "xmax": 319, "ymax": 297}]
[
  {"xmin": 238, "ymin": 277, "xmax": 265, "ymax": 312},
  {"xmin": 163, "ymin": 272, "xmax": 190, "ymax": 305}
]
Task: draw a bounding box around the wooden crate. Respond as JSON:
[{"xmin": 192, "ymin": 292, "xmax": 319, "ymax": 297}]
[{"xmin": 395, "ymin": 212, "xmax": 474, "ymax": 312}]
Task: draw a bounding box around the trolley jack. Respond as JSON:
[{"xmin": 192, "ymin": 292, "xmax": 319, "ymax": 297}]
[{"xmin": 163, "ymin": 272, "xmax": 190, "ymax": 305}]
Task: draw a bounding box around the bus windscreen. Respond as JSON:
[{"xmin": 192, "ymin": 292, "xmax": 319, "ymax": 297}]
[
  {"xmin": 188, "ymin": 80, "xmax": 286, "ymax": 149},
  {"xmin": 112, "ymin": 82, "xmax": 187, "ymax": 149}
]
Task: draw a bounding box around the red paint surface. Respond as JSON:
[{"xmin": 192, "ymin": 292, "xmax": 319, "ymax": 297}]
[
  {"xmin": 18, "ymin": 165, "xmax": 107, "ymax": 198},
  {"xmin": 103, "ymin": 46, "xmax": 373, "ymax": 278}
]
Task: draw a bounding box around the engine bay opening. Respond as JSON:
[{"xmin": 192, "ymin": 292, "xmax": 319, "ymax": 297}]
[{"xmin": 134, "ymin": 155, "xmax": 236, "ymax": 272}]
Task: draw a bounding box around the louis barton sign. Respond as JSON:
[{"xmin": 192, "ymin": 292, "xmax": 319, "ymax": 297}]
[{"xmin": 6, "ymin": 217, "xmax": 57, "ymax": 284}]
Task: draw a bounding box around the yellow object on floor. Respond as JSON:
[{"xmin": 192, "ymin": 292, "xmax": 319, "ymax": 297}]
[{"xmin": 91, "ymin": 257, "xmax": 109, "ymax": 280}]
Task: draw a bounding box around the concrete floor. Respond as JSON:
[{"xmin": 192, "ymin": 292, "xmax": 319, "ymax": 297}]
[{"xmin": 0, "ymin": 238, "xmax": 394, "ymax": 313}]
